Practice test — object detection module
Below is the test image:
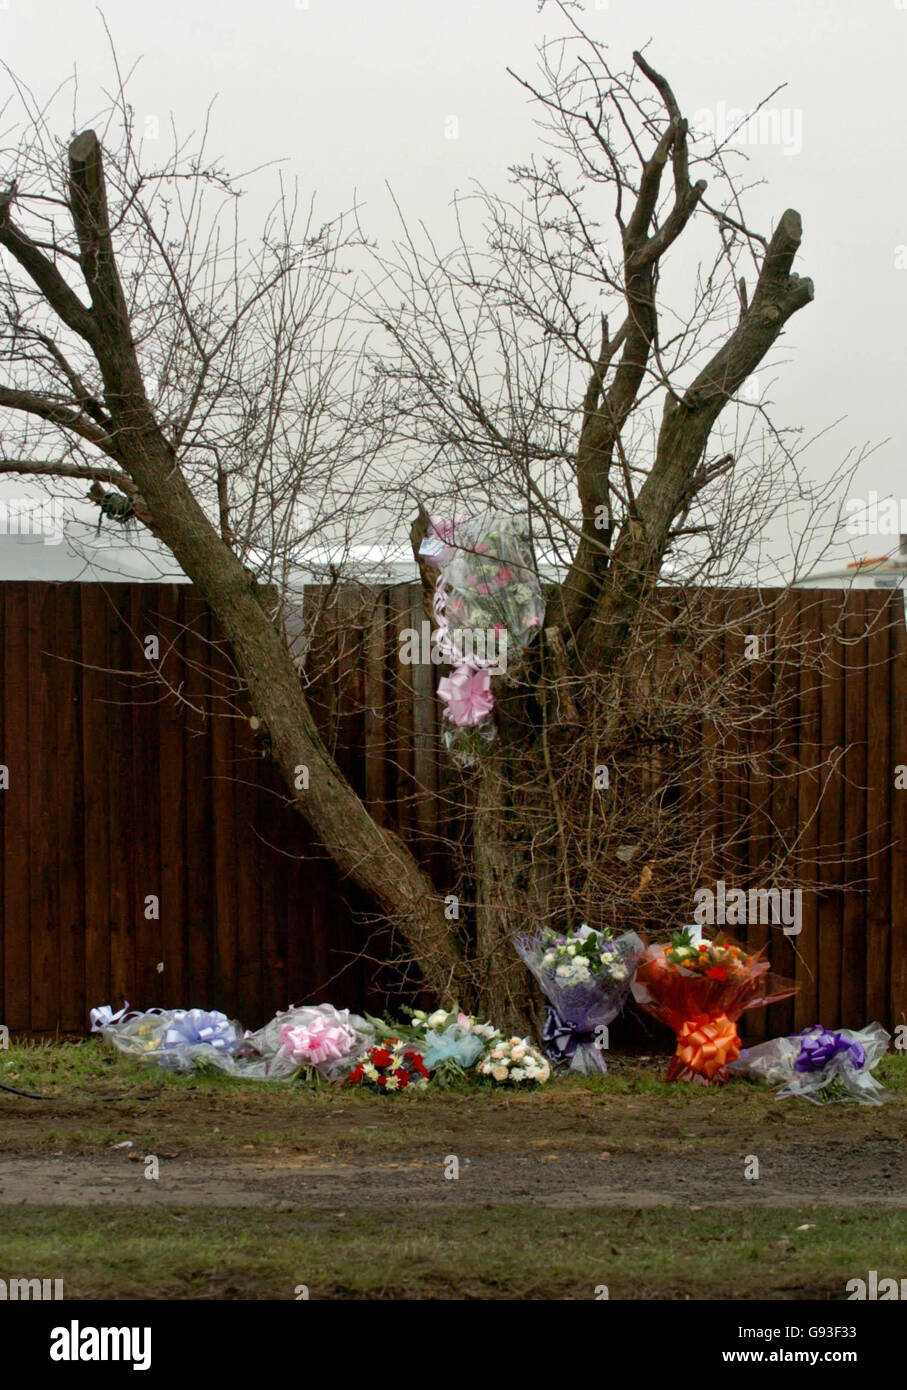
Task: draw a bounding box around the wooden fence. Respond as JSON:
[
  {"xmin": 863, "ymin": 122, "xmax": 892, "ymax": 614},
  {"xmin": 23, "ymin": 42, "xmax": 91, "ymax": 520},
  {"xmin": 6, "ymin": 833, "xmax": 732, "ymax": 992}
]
[{"xmin": 0, "ymin": 581, "xmax": 905, "ymax": 1038}]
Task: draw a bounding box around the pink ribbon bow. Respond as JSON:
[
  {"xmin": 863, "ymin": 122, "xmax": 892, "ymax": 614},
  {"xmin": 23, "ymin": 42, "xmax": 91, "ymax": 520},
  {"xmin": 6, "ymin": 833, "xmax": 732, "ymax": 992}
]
[
  {"xmin": 437, "ymin": 665, "xmax": 494, "ymax": 727},
  {"xmin": 280, "ymin": 1018, "xmax": 355, "ymax": 1067}
]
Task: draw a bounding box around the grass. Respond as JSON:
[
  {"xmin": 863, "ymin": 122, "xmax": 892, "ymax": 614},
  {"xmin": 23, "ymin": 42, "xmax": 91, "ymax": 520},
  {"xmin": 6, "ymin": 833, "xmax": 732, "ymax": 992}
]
[
  {"xmin": 3, "ymin": 1039, "xmax": 906, "ymax": 1157},
  {"xmin": 3, "ymin": 1039, "xmax": 906, "ymax": 1300},
  {"xmin": 1, "ymin": 1203, "xmax": 902, "ymax": 1300}
]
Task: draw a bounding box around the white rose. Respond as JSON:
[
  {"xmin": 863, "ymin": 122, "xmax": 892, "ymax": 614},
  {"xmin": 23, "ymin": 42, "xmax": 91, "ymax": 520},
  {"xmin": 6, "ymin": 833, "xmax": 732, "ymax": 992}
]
[
  {"xmin": 491, "ymin": 1064, "xmax": 509, "ymax": 1082},
  {"xmin": 426, "ymin": 1010, "xmax": 449, "ymax": 1029}
]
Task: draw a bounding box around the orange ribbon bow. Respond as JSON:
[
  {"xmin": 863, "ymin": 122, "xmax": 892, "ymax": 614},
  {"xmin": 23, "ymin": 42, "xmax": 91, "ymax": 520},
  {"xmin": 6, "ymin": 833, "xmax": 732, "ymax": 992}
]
[{"xmin": 673, "ymin": 1013, "xmax": 740, "ymax": 1080}]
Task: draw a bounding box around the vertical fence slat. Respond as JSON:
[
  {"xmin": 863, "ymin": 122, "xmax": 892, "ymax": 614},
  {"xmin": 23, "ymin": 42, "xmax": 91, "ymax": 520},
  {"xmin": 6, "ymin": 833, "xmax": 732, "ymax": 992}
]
[
  {"xmin": 794, "ymin": 592, "xmax": 821, "ymax": 1028},
  {"xmin": 56, "ymin": 586, "xmax": 85, "ymax": 1031},
  {"xmin": 3, "ymin": 584, "xmax": 30, "ymax": 1028},
  {"xmin": 865, "ymin": 594, "xmax": 892, "ymax": 1025},
  {"xmin": 106, "ymin": 587, "xmax": 137, "ymax": 1009},
  {"xmin": 28, "ymin": 585, "xmax": 60, "ymax": 1030},
  {"xmin": 183, "ymin": 594, "xmax": 215, "ymax": 1008},
  {"xmin": 818, "ymin": 591, "xmax": 845, "ymax": 1029},
  {"xmin": 81, "ymin": 589, "xmax": 111, "ymax": 1017},
  {"xmin": 766, "ymin": 591, "xmax": 800, "ymax": 1038},
  {"xmin": 841, "ymin": 590, "xmax": 868, "ymax": 1028},
  {"xmin": 209, "ymin": 620, "xmax": 239, "ymax": 1020},
  {"xmin": 156, "ymin": 584, "xmax": 187, "ymax": 1008},
  {"xmin": 131, "ymin": 587, "xmax": 163, "ymax": 1008},
  {"xmin": 890, "ymin": 596, "xmax": 907, "ymax": 1030}
]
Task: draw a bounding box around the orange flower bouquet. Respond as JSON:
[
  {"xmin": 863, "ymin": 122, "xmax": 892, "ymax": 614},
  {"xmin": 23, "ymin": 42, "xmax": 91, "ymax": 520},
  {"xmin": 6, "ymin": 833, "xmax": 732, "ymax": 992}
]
[{"xmin": 631, "ymin": 927, "xmax": 797, "ymax": 1084}]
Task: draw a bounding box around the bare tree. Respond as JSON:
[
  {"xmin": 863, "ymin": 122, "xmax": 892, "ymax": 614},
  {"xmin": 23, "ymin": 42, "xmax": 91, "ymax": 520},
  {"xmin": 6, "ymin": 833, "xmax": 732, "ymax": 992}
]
[
  {"xmin": 365, "ymin": 12, "xmax": 837, "ymax": 1023},
  {"xmin": 0, "ymin": 14, "xmax": 847, "ymax": 1029}
]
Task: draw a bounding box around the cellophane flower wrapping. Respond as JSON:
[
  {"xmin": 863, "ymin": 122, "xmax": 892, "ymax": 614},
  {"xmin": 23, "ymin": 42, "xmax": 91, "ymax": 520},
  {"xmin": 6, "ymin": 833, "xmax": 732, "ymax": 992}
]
[
  {"xmin": 91, "ymin": 1002, "xmax": 374, "ymax": 1080},
  {"xmin": 422, "ymin": 511, "xmax": 545, "ymax": 767},
  {"xmin": 727, "ymin": 1022, "xmax": 890, "ymax": 1104},
  {"xmin": 90, "ymin": 1005, "xmax": 241, "ymax": 1074},
  {"xmin": 241, "ymin": 1004, "xmax": 375, "ymax": 1080},
  {"xmin": 409, "ymin": 1008, "xmax": 499, "ymax": 1072},
  {"xmin": 433, "ymin": 511, "xmax": 545, "ymax": 648},
  {"xmin": 515, "ymin": 926, "xmax": 644, "ymax": 1075},
  {"xmin": 630, "ymin": 927, "xmax": 798, "ymax": 1084}
]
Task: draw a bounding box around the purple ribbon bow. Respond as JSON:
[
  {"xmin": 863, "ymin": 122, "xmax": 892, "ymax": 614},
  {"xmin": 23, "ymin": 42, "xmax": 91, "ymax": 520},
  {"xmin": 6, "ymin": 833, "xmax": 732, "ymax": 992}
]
[{"xmin": 794, "ymin": 1025, "xmax": 866, "ymax": 1074}]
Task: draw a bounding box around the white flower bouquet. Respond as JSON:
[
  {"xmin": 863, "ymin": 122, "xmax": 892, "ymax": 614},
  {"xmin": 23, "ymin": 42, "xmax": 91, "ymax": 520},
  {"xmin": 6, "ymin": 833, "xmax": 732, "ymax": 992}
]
[
  {"xmin": 516, "ymin": 924, "xmax": 644, "ymax": 1075},
  {"xmin": 478, "ymin": 1036, "xmax": 551, "ymax": 1085}
]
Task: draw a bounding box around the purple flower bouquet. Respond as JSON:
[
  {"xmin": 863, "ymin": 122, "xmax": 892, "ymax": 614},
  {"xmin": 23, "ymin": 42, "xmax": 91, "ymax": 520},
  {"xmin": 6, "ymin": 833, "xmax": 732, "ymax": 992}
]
[{"xmin": 515, "ymin": 925, "xmax": 644, "ymax": 1075}]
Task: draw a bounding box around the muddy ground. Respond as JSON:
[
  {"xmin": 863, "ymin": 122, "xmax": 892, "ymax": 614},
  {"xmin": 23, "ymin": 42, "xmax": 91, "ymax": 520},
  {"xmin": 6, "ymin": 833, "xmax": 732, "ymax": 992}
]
[{"xmin": 2, "ymin": 1054, "xmax": 904, "ymax": 1210}]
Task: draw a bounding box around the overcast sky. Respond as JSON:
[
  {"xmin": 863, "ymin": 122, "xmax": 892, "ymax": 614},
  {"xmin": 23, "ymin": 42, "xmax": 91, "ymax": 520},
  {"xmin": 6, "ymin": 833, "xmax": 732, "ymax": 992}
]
[{"xmin": 3, "ymin": 0, "xmax": 906, "ymax": 574}]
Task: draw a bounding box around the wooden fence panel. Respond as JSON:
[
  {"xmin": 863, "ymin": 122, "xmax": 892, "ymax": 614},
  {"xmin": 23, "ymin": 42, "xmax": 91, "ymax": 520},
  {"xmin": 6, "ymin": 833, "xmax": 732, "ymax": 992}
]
[{"xmin": 0, "ymin": 582, "xmax": 905, "ymax": 1035}]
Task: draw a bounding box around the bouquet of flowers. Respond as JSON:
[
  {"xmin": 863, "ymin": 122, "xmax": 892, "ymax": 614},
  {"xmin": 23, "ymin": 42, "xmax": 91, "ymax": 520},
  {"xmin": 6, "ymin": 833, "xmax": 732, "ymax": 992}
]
[
  {"xmin": 430, "ymin": 512, "xmax": 545, "ymax": 642},
  {"xmin": 348, "ymin": 1039, "xmax": 431, "ymax": 1092},
  {"xmin": 515, "ymin": 925, "xmax": 644, "ymax": 1074},
  {"xmin": 630, "ymin": 926, "xmax": 797, "ymax": 1083},
  {"xmin": 91, "ymin": 1001, "xmax": 374, "ymax": 1080},
  {"xmin": 728, "ymin": 1022, "xmax": 890, "ymax": 1105},
  {"xmin": 419, "ymin": 511, "xmax": 544, "ymax": 766},
  {"xmin": 90, "ymin": 1003, "xmax": 241, "ymax": 1074},
  {"xmin": 409, "ymin": 1007, "xmax": 500, "ymax": 1076},
  {"xmin": 478, "ymin": 1036, "xmax": 551, "ymax": 1085},
  {"xmin": 244, "ymin": 1003, "xmax": 373, "ymax": 1080}
]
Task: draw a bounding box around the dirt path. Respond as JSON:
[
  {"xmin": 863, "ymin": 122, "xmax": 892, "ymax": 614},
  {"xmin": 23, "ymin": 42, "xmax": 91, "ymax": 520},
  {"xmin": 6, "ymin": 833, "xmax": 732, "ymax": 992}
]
[{"xmin": 2, "ymin": 1139, "xmax": 905, "ymax": 1208}]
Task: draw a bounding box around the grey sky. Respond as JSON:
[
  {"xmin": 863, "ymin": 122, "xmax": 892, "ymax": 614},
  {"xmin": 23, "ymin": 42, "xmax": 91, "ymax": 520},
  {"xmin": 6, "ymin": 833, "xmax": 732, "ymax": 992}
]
[{"xmin": 3, "ymin": 0, "xmax": 906, "ymax": 573}]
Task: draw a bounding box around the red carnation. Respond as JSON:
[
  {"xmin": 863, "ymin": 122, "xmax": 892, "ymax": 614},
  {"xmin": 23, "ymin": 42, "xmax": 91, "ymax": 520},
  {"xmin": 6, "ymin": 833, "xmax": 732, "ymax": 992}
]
[
  {"xmin": 348, "ymin": 1064, "xmax": 364, "ymax": 1084},
  {"xmin": 394, "ymin": 1068, "xmax": 410, "ymax": 1088},
  {"xmin": 377, "ymin": 1075, "xmax": 387, "ymax": 1087},
  {"xmin": 706, "ymin": 965, "xmax": 728, "ymax": 981},
  {"xmin": 371, "ymin": 1048, "xmax": 393, "ymax": 1068}
]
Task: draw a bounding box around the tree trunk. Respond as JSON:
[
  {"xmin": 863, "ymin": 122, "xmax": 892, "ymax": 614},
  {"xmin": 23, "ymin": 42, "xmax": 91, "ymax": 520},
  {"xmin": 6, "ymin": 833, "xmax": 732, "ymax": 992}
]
[{"xmin": 473, "ymin": 752, "xmax": 543, "ymax": 1034}]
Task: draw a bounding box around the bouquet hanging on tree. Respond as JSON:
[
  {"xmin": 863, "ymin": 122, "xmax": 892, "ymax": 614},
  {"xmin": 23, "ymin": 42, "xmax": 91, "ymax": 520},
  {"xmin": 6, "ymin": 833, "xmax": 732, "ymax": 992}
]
[
  {"xmin": 419, "ymin": 511, "xmax": 544, "ymax": 766},
  {"xmin": 631, "ymin": 926, "xmax": 797, "ymax": 1084},
  {"xmin": 515, "ymin": 924, "xmax": 644, "ymax": 1074}
]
